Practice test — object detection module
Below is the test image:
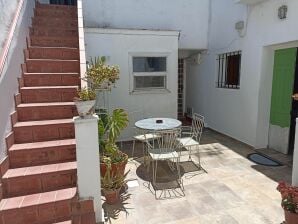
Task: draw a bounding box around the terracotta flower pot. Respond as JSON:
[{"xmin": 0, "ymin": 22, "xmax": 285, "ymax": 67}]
[
  {"xmin": 285, "ymin": 210, "xmax": 298, "ymax": 224},
  {"xmin": 103, "ymin": 188, "xmax": 121, "ymax": 204},
  {"xmin": 74, "ymin": 100, "xmax": 96, "ymax": 118},
  {"xmin": 100, "ymin": 153, "xmax": 128, "ymax": 177}
]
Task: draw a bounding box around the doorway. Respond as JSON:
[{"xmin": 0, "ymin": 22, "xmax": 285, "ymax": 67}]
[
  {"xmin": 269, "ymin": 48, "xmax": 297, "ymax": 154},
  {"xmin": 49, "ymin": 0, "xmax": 77, "ymax": 5},
  {"xmin": 178, "ymin": 59, "xmax": 184, "ymax": 119}
]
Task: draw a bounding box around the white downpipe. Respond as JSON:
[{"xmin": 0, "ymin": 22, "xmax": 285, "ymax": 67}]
[{"xmin": 73, "ymin": 115, "xmax": 103, "ymax": 223}]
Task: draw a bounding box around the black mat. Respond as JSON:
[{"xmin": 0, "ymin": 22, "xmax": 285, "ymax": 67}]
[{"xmin": 247, "ymin": 153, "xmax": 283, "ymax": 166}]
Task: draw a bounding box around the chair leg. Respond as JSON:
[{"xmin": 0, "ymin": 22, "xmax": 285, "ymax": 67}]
[
  {"xmin": 153, "ymin": 160, "xmax": 159, "ymax": 199},
  {"xmin": 188, "ymin": 146, "xmax": 192, "ymax": 161},
  {"xmin": 132, "ymin": 140, "xmax": 136, "ymax": 157},
  {"xmin": 176, "ymin": 158, "xmax": 184, "ymax": 191}
]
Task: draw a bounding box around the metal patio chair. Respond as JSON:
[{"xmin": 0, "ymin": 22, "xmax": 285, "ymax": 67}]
[
  {"xmin": 130, "ymin": 111, "xmax": 161, "ymax": 158},
  {"xmin": 176, "ymin": 113, "xmax": 204, "ymax": 166},
  {"xmin": 146, "ymin": 128, "xmax": 184, "ymax": 199}
]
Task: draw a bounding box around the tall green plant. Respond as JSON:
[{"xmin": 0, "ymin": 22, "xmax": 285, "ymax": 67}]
[{"xmin": 98, "ymin": 109, "xmax": 129, "ymax": 162}]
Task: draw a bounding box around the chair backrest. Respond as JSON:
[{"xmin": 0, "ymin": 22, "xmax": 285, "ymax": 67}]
[
  {"xmin": 149, "ymin": 128, "xmax": 182, "ymax": 153},
  {"xmin": 192, "ymin": 113, "xmax": 204, "ymax": 141}
]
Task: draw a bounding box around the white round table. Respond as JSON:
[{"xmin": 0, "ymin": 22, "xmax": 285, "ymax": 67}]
[{"xmin": 135, "ymin": 118, "xmax": 182, "ymax": 131}]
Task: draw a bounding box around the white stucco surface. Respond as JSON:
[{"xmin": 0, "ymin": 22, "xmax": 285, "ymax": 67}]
[
  {"xmin": 0, "ymin": 0, "xmax": 19, "ymax": 52},
  {"xmin": 82, "ymin": 0, "xmax": 209, "ymax": 50},
  {"xmin": 84, "ymin": 28, "xmax": 179, "ymax": 140},
  {"xmin": 0, "ymin": 0, "xmax": 34, "ymax": 161},
  {"xmin": 186, "ymin": 0, "xmax": 298, "ymax": 150},
  {"xmin": 74, "ymin": 115, "xmax": 102, "ymax": 223}
]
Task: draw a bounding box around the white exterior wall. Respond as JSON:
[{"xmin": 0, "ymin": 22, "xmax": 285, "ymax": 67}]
[
  {"xmin": 0, "ymin": 0, "xmax": 35, "ymax": 161},
  {"xmin": 0, "ymin": 0, "xmax": 19, "ymax": 52},
  {"xmin": 85, "ymin": 28, "xmax": 179, "ymax": 140},
  {"xmin": 186, "ymin": 0, "xmax": 298, "ymax": 149},
  {"xmin": 82, "ymin": 0, "xmax": 209, "ymax": 50}
]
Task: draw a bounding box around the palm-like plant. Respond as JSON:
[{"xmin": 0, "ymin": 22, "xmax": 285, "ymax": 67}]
[{"xmin": 98, "ymin": 109, "xmax": 129, "ymax": 163}]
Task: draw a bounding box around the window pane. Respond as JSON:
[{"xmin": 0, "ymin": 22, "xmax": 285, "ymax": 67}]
[
  {"xmin": 133, "ymin": 57, "xmax": 166, "ymax": 72},
  {"xmin": 226, "ymin": 54, "xmax": 240, "ymax": 86},
  {"xmin": 135, "ymin": 76, "xmax": 165, "ymax": 89}
]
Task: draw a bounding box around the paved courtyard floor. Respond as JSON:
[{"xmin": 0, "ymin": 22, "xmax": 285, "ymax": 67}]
[{"xmin": 103, "ymin": 129, "xmax": 292, "ymax": 224}]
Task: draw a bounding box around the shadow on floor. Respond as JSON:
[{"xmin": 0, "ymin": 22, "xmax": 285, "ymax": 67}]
[{"xmin": 103, "ymin": 190, "xmax": 133, "ymax": 224}]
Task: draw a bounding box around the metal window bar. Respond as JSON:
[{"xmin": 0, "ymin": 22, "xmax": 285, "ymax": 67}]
[{"xmin": 216, "ymin": 51, "xmax": 241, "ymax": 89}]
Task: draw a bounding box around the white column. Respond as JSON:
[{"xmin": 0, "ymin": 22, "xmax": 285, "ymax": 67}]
[
  {"xmin": 74, "ymin": 115, "xmax": 103, "ymax": 223},
  {"xmin": 292, "ymin": 118, "xmax": 298, "ymax": 186}
]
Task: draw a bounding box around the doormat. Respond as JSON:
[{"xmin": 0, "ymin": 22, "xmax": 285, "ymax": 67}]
[{"xmin": 247, "ymin": 153, "xmax": 283, "ymax": 166}]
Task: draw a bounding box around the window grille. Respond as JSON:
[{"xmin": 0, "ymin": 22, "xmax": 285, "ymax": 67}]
[{"xmin": 216, "ymin": 51, "xmax": 241, "ymax": 89}]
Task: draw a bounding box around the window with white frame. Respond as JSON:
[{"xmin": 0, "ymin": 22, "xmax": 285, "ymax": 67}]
[{"xmin": 132, "ymin": 56, "xmax": 167, "ymax": 90}]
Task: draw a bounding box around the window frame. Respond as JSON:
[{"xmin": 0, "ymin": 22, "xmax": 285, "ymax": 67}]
[
  {"xmin": 129, "ymin": 52, "xmax": 170, "ymax": 93},
  {"xmin": 216, "ymin": 50, "xmax": 241, "ymax": 89}
]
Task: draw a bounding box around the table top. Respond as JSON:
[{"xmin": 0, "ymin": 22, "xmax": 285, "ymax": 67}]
[{"xmin": 135, "ymin": 118, "xmax": 182, "ymax": 131}]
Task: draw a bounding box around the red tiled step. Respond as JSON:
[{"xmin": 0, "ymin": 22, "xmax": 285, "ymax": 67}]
[
  {"xmin": 32, "ymin": 17, "xmax": 78, "ymax": 29},
  {"xmin": 23, "ymin": 72, "xmax": 80, "ymax": 87},
  {"xmin": 9, "ymin": 139, "xmax": 76, "ymax": 168},
  {"xmin": 2, "ymin": 161, "xmax": 77, "ymax": 197},
  {"xmin": 36, "ymin": 2, "xmax": 77, "ymax": 11},
  {"xmin": 30, "ymin": 27, "xmax": 78, "ymax": 38},
  {"xmin": 34, "ymin": 7, "xmax": 77, "ymax": 18},
  {"xmin": 13, "ymin": 119, "xmax": 74, "ymax": 144},
  {"xmin": 27, "ymin": 47, "xmax": 79, "ymax": 60},
  {"xmin": 25, "ymin": 59, "xmax": 79, "ymax": 73},
  {"xmin": 0, "ymin": 187, "xmax": 77, "ymax": 224},
  {"xmin": 30, "ymin": 35, "xmax": 79, "ymax": 48},
  {"xmin": 20, "ymin": 86, "xmax": 78, "ymax": 103},
  {"xmin": 17, "ymin": 102, "xmax": 77, "ymax": 121}
]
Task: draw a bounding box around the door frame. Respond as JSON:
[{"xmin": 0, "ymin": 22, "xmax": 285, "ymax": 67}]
[{"xmin": 255, "ymin": 41, "xmax": 298, "ymax": 152}]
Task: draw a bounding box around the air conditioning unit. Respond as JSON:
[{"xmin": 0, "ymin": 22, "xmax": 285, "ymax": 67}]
[{"xmin": 189, "ymin": 53, "xmax": 202, "ymax": 65}]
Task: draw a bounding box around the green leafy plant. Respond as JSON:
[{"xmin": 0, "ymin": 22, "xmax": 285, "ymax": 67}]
[
  {"xmin": 98, "ymin": 108, "xmax": 129, "ymax": 163},
  {"xmin": 101, "ymin": 166, "xmax": 129, "ymax": 191},
  {"xmin": 76, "ymin": 88, "xmax": 96, "ymax": 101},
  {"xmin": 85, "ymin": 56, "xmax": 120, "ymax": 89}
]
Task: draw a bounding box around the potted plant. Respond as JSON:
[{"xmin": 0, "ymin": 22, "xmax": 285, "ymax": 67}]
[
  {"xmin": 277, "ymin": 181, "xmax": 298, "ymax": 224},
  {"xmin": 101, "ymin": 166, "xmax": 129, "ymax": 204},
  {"xmin": 74, "ymin": 87, "xmax": 96, "ymax": 118},
  {"xmin": 85, "ymin": 56, "xmax": 120, "ymax": 90},
  {"xmin": 98, "ymin": 108, "xmax": 129, "ymax": 177}
]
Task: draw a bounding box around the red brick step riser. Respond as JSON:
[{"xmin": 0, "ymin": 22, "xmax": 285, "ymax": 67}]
[
  {"xmin": 25, "ymin": 60, "xmax": 80, "ymax": 73},
  {"xmin": 17, "ymin": 104, "xmax": 77, "ymax": 121},
  {"xmin": 29, "ymin": 27, "xmax": 78, "ymax": 38},
  {"xmin": 26, "ymin": 47, "xmax": 79, "ymax": 60},
  {"xmin": 23, "ymin": 73, "xmax": 80, "ymax": 87},
  {"xmin": 32, "ymin": 18, "xmax": 78, "ymax": 29},
  {"xmin": 34, "ymin": 8, "xmax": 77, "ymax": 18},
  {"xmin": 35, "ymin": 2, "xmax": 77, "ymax": 11},
  {"xmin": 9, "ymin": 144, "xmax": 76, "ymax": 168},
  {"xmin": 20, "ymin": 87, "xmax": 78, "ymax": 103},
  {"xmin": 0, "ymin": 190, "xmax": 78, "ymax": 224},
  {"xmin": 29, "ymin": 36, "xmax": 79, "ymax": 48},
  {"xmin": 3, "ymin": 169, "xmax": 77, "ymax": 198},
  {"xmin": 13, "ymin": 123, "xmax": 75, "ymax": 144}
]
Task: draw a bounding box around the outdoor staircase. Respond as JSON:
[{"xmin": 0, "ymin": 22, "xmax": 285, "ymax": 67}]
[{"xmin": 0, "ymin": 2, "xmax": 96, "ymax": 224}]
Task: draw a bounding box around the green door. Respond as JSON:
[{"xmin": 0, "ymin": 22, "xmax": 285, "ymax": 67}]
[{"xmin": 270, "ymin": 48, "xmax": 297, "ymax": 128}]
